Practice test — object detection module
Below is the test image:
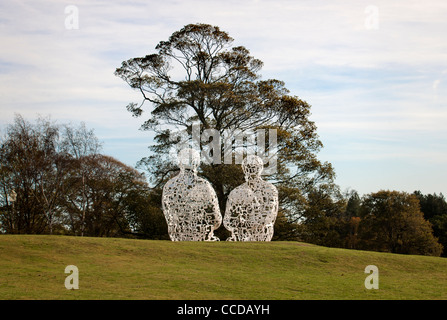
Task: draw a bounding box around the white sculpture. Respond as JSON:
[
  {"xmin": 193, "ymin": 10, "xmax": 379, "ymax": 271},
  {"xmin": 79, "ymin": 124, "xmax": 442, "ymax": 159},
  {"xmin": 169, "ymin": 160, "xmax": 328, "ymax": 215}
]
[
  {"xmin": 162, "ymin": 148, "xmax": 222, "ymax": 241},
  {"xmin": 223, "ymin": 155, "xmax": 279, "ymax": 241}
]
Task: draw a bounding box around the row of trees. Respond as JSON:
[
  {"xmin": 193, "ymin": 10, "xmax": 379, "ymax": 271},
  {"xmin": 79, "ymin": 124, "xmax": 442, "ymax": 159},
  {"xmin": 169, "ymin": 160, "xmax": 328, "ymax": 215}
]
[
  {"xmin": 0, "ymin": 115, "xmax": 444, "ymax": 256},
  {"xmin": 0, "ymin": 115, "xmax": 167, "ymax": 238},
  {"xmin": 297, "ymin": 189, "xmax": 445, "ymax": 257}
]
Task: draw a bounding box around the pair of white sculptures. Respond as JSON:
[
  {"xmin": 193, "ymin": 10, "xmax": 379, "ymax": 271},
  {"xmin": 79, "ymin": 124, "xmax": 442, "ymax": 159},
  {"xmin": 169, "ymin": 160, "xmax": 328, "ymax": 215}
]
[{"xmin": 162, "ymin": 148, "xmax": 279, "ymax": 242}]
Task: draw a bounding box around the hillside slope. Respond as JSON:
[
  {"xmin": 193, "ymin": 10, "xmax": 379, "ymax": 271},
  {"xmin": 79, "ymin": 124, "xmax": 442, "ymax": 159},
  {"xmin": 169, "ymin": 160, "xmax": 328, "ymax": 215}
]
[{"xmin": 0, "ymin": 235, "xmax": 446, "ymax": 299}]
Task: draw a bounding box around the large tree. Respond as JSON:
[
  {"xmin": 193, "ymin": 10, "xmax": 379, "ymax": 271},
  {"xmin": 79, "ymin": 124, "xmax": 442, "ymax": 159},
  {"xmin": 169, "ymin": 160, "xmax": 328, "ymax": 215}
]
[{"xmin": 115, "ymin": 23, "xmax": 337, "ymax": 238}]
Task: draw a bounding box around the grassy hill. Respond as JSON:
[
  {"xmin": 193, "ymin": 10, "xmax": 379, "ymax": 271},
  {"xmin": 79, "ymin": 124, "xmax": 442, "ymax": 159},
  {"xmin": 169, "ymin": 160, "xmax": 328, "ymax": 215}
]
[{"xmin": 0, "ymin": 235, "xmax": 446, "ymax": 300}]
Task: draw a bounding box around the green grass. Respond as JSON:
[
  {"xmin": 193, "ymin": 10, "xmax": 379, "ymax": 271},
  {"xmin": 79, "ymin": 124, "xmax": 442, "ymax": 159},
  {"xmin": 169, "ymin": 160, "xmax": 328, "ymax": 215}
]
[{"xmin": 0, "ymin": 234, "xmax": 446, "ymax": 299}]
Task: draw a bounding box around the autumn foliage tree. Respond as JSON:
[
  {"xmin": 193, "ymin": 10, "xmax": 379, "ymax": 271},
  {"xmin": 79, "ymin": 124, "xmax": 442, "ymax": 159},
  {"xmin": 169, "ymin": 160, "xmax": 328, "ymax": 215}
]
[{"xmin": 358, "ymin": 190, "xmax": 443, "ymax": 256}]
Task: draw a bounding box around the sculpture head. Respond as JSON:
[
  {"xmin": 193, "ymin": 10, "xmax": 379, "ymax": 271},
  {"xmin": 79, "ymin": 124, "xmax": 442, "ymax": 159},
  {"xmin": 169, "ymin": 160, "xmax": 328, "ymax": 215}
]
[
  {"xmin": 178, "ymin": 148, "xmax": 201, "ymax": 172},
  {"xmin": 242, "ymin": 155, "xmax": 264, "ymax": 180}
]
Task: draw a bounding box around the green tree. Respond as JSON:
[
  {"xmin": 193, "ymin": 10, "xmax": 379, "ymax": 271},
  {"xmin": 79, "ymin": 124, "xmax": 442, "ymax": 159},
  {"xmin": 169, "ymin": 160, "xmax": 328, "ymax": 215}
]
[
  {"xmin": 124, "ymin": 186, "xmax": 169, "ymax": 240},
  {"xmin": 414, "ymin": 191, "xmax": 447, "ymax": 220},
  {"xmin": 345, "ymin": 190, "xmax": 361, "ymax": 218},
  {"xmin": 413, "ymin": 191, "xmax": 447, "ymax": 257},
  {"xmin": 62, "ymin": 154, "xmax": 150, "ymax": 237},
  {"xmin": 300, "ymin": 185, "xmax": 347, "ymax": 247},
  {"xmin": 115, "ymin": 23, "xmax": 337, "ymax": 238},
  {"xmin": 344, "ymin": 190, "xmax": 362, "ymax": 249},
  {"xmin": 358, "ymin": 190, "xmax": 443, "ymax": 256},
  {"xmin": 430, "ymin": 215, "xmax": 447, "ymax": 257}
]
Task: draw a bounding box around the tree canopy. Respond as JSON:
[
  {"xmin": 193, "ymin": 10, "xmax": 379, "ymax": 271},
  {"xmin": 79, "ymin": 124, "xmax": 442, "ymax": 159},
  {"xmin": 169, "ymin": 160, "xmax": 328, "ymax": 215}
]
[
  {"xmin": 115, "ymin": 23, "xmax": 337, "ymax": 238},
  {"xmin": 358, "ymin": 190, "xmax": 442, "ymax": 256}
]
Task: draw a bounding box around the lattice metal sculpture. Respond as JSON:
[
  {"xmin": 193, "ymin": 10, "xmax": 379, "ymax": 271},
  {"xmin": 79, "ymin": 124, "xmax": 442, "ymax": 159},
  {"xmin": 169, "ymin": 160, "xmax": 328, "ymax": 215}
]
[
  {"xmin": 162, "ymin": 148, "xmax": 222, "ymax": 241},
  {"xmin": 223, "ymin": 155, "xmax": 279, "ymax": 241}
]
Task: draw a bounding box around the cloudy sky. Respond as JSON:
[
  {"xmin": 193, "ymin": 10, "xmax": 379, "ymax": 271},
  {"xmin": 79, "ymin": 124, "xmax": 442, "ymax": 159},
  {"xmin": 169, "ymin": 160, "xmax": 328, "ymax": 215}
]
[{"xmin": 1, "ymin": 0, "xmax": 446, "ymax": 195}]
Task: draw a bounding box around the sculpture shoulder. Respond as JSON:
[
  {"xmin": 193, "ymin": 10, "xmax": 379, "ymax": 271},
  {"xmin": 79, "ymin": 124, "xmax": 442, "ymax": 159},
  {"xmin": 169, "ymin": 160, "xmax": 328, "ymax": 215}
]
[
  {"xmin": 228, "ymin": 184, "xmax": 249, "ymax": 197},
  {"xmin": 195, "ymin": 176, "xmax": 213, "ymax": 186},
  {"xmin": 262, "ymin": 181, "xmax": 278, "ymax": 195},
  {"xmin": 163, "ymin": 175, "xmax": 181, "ymax": 190},
  {"xmin": 191, "ymin": 178, "xmax": 217, "ymax": 196}
]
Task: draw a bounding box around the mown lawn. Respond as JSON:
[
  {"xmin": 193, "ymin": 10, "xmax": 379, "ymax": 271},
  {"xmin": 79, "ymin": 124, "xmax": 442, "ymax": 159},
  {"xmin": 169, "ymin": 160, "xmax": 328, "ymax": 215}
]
[{"xmin": 0, "ymin": 235, "xmax": 446, "ymax": 299}]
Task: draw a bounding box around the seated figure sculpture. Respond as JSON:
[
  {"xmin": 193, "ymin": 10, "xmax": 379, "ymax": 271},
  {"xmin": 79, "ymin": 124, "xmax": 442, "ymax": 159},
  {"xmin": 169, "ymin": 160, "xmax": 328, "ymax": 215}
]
[
  {"xmin": 162, "ymin": 148, "xmax": 222, "ymax": 241},
  {"xmin": 223, "ymin": 155, "xmax": 279, "ymax": 241}
]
